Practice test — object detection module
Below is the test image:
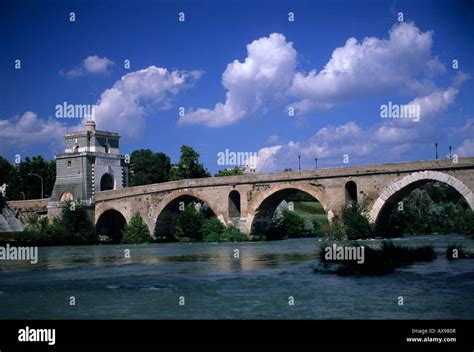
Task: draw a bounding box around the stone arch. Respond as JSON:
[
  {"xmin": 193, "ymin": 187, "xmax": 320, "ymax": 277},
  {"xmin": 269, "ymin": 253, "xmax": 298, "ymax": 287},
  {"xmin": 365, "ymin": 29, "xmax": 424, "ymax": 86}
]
[
  {"xmin": 250, "ymin": 186, "xmax": 328, "ymax": 235},
  {"xmin": 153, "ymin": 191, "xmax": 220, "ymax": 241},
  {"xmin": 370, "ymin": 171, "xmax": 474, "ymax": 232},
  {"xmin": 228, "ymin": 190, "xmax": 241, "ymax": 218},
  {"xmin": 95, "ymin": 208, "xmax": 127, "ymax": 242}
]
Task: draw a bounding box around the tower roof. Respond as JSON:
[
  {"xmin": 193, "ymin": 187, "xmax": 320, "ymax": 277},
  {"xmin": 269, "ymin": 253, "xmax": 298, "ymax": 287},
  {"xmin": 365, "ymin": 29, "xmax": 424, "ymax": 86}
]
[{"xmin": 85, "ymin": 119, "xmax": 96, "ymax": 132}]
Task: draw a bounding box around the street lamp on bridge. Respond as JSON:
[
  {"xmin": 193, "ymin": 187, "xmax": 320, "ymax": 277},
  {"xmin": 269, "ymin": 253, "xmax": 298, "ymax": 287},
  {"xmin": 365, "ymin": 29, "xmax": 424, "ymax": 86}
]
[{"xmin": 29, "ymin": 173, "xmax": 44, "ymax": 199}]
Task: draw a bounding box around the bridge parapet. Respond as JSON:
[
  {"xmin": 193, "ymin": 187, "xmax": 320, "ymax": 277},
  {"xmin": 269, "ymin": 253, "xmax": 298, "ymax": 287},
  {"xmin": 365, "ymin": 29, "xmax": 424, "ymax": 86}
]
[{"xmin": 95, "ymin": 157, "xmax": 474, "ymax": 202}]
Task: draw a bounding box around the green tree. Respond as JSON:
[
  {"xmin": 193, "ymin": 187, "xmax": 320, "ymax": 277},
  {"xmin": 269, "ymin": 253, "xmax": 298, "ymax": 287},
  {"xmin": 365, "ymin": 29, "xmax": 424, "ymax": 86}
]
[
  {"xmin": 129, "ymin": 149, "xmax": 171, "ymax": 186},
  {"xmin": 282, "ymin": 210, "xmax": 308, "ymax": 238},
  {"xmin": 453, "ymin": 209, "xmax": 474, "ymax": 234},
  {"xmin": 0, "ymin": 156, "xmax": 14, "ymax": 187},
  {"xmin": 121, "ymin": 212, "xmax": 152, "ymax": 244},
  {"xmin": 342, "ymin": 202, "xmax": 374, "ymax": 240},
  {"xmin": 4, "ymin": 155, "xmax": 55, "ymax": 200},
  {"xmin": 174, "ymin": 203, "xmax": 205, "ymax": 241},
  {"xmin": 51, "ymin": 200, "xmax": 95, "ymax": 243},
  {"xmin": 215, "ymin": 167, "xmax": 244, "ymax": 177},
  {"xmin": 202, "ymin": 217, "xmax": 225, "ymax": 242},
  {"xmin": 221, "ymin": 226, "xmax": 247, "ymax": 242},
  {"xmin": 170, "ymin": 145, "xmax": 210, "ymax": 180},
  {"xmin": 388, "ymin": 182, "xmax": 472, "ymax": 235}
]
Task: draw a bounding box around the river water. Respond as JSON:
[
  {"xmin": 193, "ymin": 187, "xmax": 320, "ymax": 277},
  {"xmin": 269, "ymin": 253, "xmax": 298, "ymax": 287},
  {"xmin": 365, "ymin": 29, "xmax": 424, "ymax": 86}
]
[{"xmin": 1, "ymin": 235, "xmax": 473, "ymax": 319}]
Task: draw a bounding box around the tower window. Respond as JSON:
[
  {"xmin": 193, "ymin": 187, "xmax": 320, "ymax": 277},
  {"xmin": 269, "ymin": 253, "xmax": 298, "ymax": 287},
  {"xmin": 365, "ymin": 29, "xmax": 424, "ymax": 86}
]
[
  {"xmin": 104, "ymin": 144, "xmax": 110, "ymax": 153},
  {"xmin": 67, "ymin": 160, "xmax": 72, "ymax": 168}
]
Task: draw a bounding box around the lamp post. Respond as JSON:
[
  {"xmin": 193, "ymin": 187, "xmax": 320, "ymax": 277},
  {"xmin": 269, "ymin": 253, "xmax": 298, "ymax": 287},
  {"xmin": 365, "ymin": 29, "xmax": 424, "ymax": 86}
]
[
  {"xmin": 435, "ymin": 143, "xmax": 438, "ymax": 160},
  {"xmin": 315, "ymin": 157, "xmax": 318, "ymax": 169},
  {"xmin": 449, "ymin": 145, "xmax": 452, "ymax": 159},
  {"xmin": 298, "ymin": 155, "xmax": 301, "ymax": 171},
  {"xmin": 29, "ymin": 173, "xmax": 44, "ymax": 199}
]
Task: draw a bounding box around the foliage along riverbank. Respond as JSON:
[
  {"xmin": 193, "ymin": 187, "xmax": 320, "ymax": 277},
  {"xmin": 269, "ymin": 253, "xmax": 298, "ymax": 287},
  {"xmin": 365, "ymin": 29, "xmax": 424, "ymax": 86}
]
[
  {"xmin": 313, "ymin": 239, "xmax": 474, "ymax": 277},
  {"xmin": 314, "ymin": 241, "xmax": 437, "ymax": 276},
  {"xmin": 2, "ymin": 181, "xmax": 474, "ymax": 246}
]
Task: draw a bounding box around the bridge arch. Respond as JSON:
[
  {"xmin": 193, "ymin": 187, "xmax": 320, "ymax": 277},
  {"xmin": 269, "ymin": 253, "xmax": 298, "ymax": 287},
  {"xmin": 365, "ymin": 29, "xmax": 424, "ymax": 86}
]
[
  {"xmin": 95, "ymin": 208, "xmax": 127, "ymax": 242},
  {"xmin": 370, "ymin": 171, "xmax": 474, "ymax": 232},
  {"xmin": 228, "ymin": 190, "xmax": 241, "ymax": 218},
  {"xmin": 250, "ymin": 185, "xmax": 328, "ymax": 235},
  {"xmin": 153, "ymin": 191, "xmax": 220, "ymax": 241}
]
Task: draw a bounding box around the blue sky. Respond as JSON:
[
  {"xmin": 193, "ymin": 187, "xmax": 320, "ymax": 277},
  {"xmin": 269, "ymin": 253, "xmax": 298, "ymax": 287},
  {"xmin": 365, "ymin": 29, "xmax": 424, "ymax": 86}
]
[{"xmin": 1, "ymin": 0, "xmax": 473, "ymax": 173}]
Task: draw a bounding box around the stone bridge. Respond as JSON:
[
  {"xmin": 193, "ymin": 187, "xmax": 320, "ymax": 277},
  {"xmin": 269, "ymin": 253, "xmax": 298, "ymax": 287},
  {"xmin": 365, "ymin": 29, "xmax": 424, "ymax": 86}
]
[{"xmin": 94, "ymin": 158, "xmax": 474, "ymax": 239}]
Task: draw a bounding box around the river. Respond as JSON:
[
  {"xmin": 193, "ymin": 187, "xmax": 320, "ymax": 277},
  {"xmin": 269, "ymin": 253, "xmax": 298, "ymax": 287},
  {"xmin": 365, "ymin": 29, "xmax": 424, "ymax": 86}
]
[{"xmin": 1, "ymin": 235, "xmax": 473, "ymax": 319}]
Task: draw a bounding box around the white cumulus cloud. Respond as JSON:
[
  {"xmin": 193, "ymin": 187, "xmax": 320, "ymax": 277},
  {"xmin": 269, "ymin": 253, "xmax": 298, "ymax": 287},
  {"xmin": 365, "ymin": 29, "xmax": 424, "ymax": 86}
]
[
  {"xmin": 290, "ymin": 22, "xmax": 444, "ymax": 113},
  {"xmin": 63, "ymin": 55, "xmax": 115, "ymax": 78},
  {"xmin": 456, "ymin": 139, "xmax": 474, "ymax": 157},
  {"xmin": 0, "ymin": 111, "xmax": 67, "ymax": 154},
  {"xmin": 256, "ymin": 74, "xmax": 469, "ymax": 173},
  {"xmin": 179, "ymin": 33, "xmax": 297, "ymax": 127},
  {"xmin": 93, "ymin": 66, "xmax": 202, "ymax": 138},
  {"xmin": 180, "ymin": 22, "xmax": 448, "ymax": 126}
]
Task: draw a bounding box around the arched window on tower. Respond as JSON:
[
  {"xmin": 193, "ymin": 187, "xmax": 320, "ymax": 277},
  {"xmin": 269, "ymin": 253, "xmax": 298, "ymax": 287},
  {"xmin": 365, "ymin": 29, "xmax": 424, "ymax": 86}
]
[{"xmin": 100, "ymin": 173, "xmax": 114, "ymax": 191}]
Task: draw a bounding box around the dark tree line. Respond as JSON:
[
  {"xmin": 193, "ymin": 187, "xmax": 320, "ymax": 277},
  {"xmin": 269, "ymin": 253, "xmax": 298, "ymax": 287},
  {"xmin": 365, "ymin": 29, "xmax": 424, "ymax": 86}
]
[
  {"xmin": 388, "ymin": 182, "xmax": 474, "ymax": 235},
  {"xmin": 0, "ymin": 155, "xmax": 55, "ymax": 200},
  {"xmin": 129, "ymin": 145, "xmax": 211, "ymax": 187}
]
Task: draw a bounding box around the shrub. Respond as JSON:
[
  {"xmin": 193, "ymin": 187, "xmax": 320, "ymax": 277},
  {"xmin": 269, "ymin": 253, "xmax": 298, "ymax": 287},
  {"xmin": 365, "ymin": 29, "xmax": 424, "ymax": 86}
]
[
  {"xmin": 453, "ymin": 209, "xmax": 474, "ymax": 235},
  {"xmin": 264, "ymin": 209, "xmax": 314, "ymax": 240},
  {"xmin": 265, "ymin": 211, "xmax": 286, "ymax": 240},
  {"xmin": 174, "ymin": 203, "xmax": 205, "ymax": 241},
  {"xmin": 342, "ymin": 202, "xmax": 374, "ymax": 239},
  {"xmin": 50, "ymin": 201, "xmax": 95, "ymax": 244},
  {"xmin": 282, "ymin": 210, "xmax": 307, "ymax": 238},
  {"xmin": 122, "ymin": 212, "xmax": 152, "ymax": 244},
  {"xmin": 221, "ymin": 226, "xmax": 247, "ymax": 242},
  {"xmin": 316, "ymin": 241, "xmax": 436, "ymax": 276},
  {"xmin": 322, "ymin": 221, "xmax": 346, "ymax": 240},
  {"xmin": 202, "ymin": 217, "xmax": 225, "ymax": 242}
]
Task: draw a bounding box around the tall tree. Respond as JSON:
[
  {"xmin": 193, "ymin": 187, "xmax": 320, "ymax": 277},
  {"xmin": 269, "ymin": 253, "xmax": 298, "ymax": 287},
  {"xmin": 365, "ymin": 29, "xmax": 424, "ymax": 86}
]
[
  {"xmin": 121, "ymin": 212, "xmax": 152, "ymax": 244},
  {"xmin": 3, "ymin": 155, "xmax": 55, "ymax": 200},
  {"xmin": 0, "ymin": 156, "xmax": 14, "ymax": 187},
  {"xmin": 215, "ymin": 167, "xmax": 244, "ymax": 177},
  {"xmin": 129, "ymin": 149, "xmax": 171, "ymax": 186},
  {"xmin": 170, "ymin": 145, "xmax": 210, "ymax": 180}
]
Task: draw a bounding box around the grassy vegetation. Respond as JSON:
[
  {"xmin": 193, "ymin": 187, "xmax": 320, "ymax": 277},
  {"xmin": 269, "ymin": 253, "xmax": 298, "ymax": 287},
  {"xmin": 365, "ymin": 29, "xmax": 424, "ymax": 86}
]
[
  {"xmin": 293, "ymin": 201, "xmax": 328, "ymax": 226},
  {"xmin": 315, "ymin": 241, "xmax": 436, "ymax": 276}
]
